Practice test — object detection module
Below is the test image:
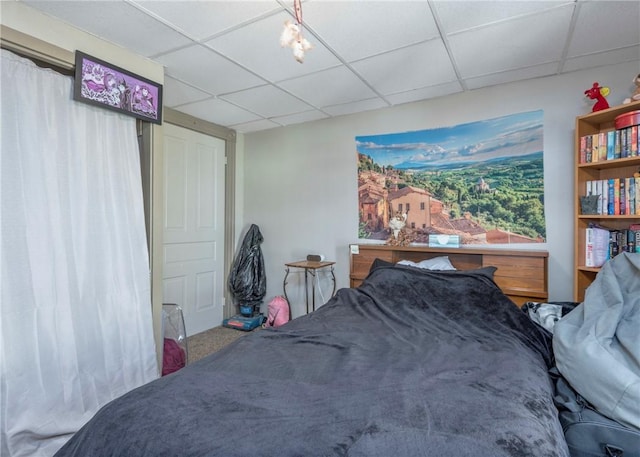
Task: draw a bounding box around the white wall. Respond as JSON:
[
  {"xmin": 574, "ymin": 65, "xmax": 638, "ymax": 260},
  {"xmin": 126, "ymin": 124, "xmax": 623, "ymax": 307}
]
[{"xmin": 243, "ymin": 61, "xmax": 639, "ymax": 317}]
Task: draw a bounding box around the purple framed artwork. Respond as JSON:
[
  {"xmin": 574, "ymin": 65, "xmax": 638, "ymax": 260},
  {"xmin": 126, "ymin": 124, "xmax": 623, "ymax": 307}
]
[{"xmin": 73, "ymin": 51, "xmax": 162, "ymax": 124}]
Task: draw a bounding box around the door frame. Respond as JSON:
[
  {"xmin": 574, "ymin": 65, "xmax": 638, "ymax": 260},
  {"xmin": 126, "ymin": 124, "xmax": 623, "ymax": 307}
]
[
  {"xmin": 139, "ymin": 108, "xmax": 237, "ymax": 364},
  {"xmin": 164, "ymin": 108, "xmax": 237, "ymax": 322}
]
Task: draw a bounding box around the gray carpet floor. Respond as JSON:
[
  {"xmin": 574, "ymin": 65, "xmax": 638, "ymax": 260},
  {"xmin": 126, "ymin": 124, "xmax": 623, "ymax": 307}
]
[{"xmin": 186, "ymin": 325, "xmax": 257, "ymax": 364}]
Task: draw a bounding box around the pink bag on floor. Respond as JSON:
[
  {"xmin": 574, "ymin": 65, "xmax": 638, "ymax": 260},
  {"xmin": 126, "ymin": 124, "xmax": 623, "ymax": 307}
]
[{"xmin": 265, "ymin": 296, "xmax": 290, "ymax": 327}]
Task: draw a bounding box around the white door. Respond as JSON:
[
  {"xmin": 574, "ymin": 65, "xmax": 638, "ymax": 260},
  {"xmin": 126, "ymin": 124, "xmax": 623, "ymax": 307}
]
[{"xmin": 163, "ymin": 123, "xmax": 225, "ymax": 336}]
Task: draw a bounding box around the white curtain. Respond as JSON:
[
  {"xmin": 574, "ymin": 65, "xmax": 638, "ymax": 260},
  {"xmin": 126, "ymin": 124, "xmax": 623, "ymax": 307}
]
[{"xmin": 1, "ymin": 50, "xmax": 158, "ymax": 457}]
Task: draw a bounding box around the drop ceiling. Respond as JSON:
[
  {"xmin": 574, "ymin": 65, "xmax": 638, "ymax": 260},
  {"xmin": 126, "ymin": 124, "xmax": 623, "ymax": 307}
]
[{"xmin": 18, "ymin": 0, "xmax": 640, "ymax": 133}]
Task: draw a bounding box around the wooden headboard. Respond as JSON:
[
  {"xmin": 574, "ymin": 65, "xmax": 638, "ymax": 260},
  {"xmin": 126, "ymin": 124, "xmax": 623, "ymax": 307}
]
[{"xmin": 349, "ymin": 244, "xmax": 548, "ymax": 306}]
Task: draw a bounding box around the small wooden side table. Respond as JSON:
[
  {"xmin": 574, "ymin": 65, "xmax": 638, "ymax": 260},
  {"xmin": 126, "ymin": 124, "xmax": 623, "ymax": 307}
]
[{"xmin": 283, "ymin": 260, "xmax": 336, "ymax": 314}]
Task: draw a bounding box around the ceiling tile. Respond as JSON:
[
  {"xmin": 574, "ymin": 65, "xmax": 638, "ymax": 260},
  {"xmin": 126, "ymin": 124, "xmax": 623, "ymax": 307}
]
[
  {"xmin": 562, "ymin": 46, "xmax": 640, "ymax": 74},
  {"xmin": 464, "ymin": 62, "xmax": 560, "ymax": 90},
  {"xmin": 386, "ymin": 81, "xmax": 463, "ymax": 106},
  {"xmin": 221, "ymin": 85, "xmax": 315, "ymax": 117},
  {"xmin": 322, "ymin": 98, "xmax": 389, "ymax": 117},
  {"xmin": 270, "ymin": 109, "xmax": 330, "ymax": 126},
  {"xmin": 23, "ymin": 0, "xmax": 192, "ymax": 56},
  {"xmin": 303, "ymin": 0, "xmax": 439, "ymax": 61},
  {"xmin": 231, "ymin": 118, "xmax": 283, "ymax": 134},
  {"xmin": 156, "ymin": 44, "xmax": 265, "ymax": 95},
  {"xmin": 162, "ymin": 75, "xmax": 213, "ymax": 107},
  {"xmin": 278, "ymin": 65, "xmax": 379, "ymax": 107},
  {"xmin": 567, "ymin": 1, "xmax": 640, "ymax": 58},
  {"xmin": 131, "ymin": 0, "xmax": 282, "ymax": 41},
  {"xmin": 432, "ymin": 1, "xmax": 571, "ymax": 35},
  {"xmin": 351, "ymin": 40, "xmax": 457, "ymax": 95},
  {"xmin": 450, "ymin": 5, "xmax": 574, "ymax": 78},
  {"xmin": 178, "ymin": 97, "xmax": 262, "ymax": 126},
  {"xmin": 205, "ymin": 12, "xmax": 342, "ymax": 82}
]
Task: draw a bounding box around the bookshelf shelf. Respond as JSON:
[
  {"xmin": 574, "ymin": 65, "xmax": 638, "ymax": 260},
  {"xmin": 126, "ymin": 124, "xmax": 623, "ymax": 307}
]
[
  {"xmin": 578, "ymin": 156, "xmax": 640, "ymax": 170},
  {"xmin": 574, "ymin": 101, "xmax": 640, "ymax": 302},
  {"xmin": 578, "ymin": 214, "xmax": 639, "ymax": 220}
]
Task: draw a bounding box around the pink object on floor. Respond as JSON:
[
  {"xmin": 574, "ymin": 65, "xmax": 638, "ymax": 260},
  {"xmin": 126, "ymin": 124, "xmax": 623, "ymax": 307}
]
[
  {"xmin": 265, "ymin": 296, "xmax": 290, "ymax": 327},
  {"xmin": 162, "ymin": 338, "xmax": 186, "ymax": 376}
]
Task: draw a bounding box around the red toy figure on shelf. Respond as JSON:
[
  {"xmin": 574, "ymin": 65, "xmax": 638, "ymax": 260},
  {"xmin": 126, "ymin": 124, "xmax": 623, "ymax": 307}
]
[{"xmin": 584, "ymin": 82, "xmax": 610, "ymax": 112}]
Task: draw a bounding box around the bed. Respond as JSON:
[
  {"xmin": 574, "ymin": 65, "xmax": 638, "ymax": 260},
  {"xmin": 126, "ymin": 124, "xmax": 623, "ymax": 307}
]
[
  {"xmin": 55, "ymin": 250, "xmax": 568, "ymax": 457},
  {"xmin": 349, "ymin": 244, "xmax": 549, "ymax": 306}
]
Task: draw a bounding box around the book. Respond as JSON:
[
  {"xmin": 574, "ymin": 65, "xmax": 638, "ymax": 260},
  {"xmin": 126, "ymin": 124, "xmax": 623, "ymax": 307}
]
[
  {"xmin": 591, "ymin": 133, "xmax": 599, "ymax": 162},
  {"xmin": 585, "ymin": 226, "xmax": 610, "ymax": 267},
  {"xmin": 598, "ymin": 132, "xmax": 607, "ymax": 161},
  {"xmin": 607, "ymin": 130, "xmax": 615, "ymax": 160},
  {"xmin": 631, "ymin": 125, "xmax": 638, "ymax": 157},
  {"xmin": 600, "ymin": 179, "xmax": 608, "ymax": 216},
  {"xmin": 630, "ymin": 225, "xmax": 640, "ymax": 253},
  {"xmin": 627, "ymin": 177, "xmax": 635, "ymax": 215},
  {"xmin": 585, "ymin": 134, "xmax": 593, "ymax": 162},
  {"xmin": 595, "ymin": 179, "xmax": 603, "ymax": 215},
  {"xmin": 580, "ymin": 136, "xmax": 587, "ymax": 163},
  {"xmin": 615, "ymin": 130, "xmax": 622, "ymax": 159},
  {"xmin": 618, "ymin": 230, "xmax": 628, "ymax": 253},
  {"xmin": 608, "ymin": 178, "xmax": 615, "ymax": 215},
  {"xmin": 619, "ymin": 178, "xmax": 629, "ymax": 216},
  {"xmin": 627, "ymin": 230, "xmax": 636, "ymax": 254},
  {"xmin": 613, "ymin": 178, "xmax": 620, "ymax": 215},
  {"xmin": 610, "ymin": 230, "xmax": 619, "ymax": 258},
  {"xmin": 636, "ymin": 176, "xmax": 640, "ymax": 215},
  {"xmin": 585, "ymin": 228, "xmax": 594, "ymax": 266},
  {"xmin": 621, "ymin": 127, "xmax": 629, "ymax": 158}
]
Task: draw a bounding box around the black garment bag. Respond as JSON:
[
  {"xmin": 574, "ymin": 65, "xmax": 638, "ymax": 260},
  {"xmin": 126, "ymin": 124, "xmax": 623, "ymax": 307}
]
[{"xmin": 228, "ymin": 224, "xmax": 266, "ymax": 315}]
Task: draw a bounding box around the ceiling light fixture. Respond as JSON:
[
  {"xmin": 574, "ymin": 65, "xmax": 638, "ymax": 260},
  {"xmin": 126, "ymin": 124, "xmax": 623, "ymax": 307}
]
[{"xmin": 279, "ymin": 0, "xmax": 312, "ymax": 63}]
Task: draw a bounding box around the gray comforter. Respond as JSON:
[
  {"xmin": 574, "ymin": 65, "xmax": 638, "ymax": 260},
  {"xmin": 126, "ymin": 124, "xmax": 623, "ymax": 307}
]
[{"xmin": 55, "ymin": 265, "xmax": 568, "ymax": 457}]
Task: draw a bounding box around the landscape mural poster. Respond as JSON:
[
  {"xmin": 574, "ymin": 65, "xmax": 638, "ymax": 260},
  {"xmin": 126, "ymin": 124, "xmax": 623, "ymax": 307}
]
[{"xmin": 356, "ymin": 110, "xmax": 545, "ymax": 245}]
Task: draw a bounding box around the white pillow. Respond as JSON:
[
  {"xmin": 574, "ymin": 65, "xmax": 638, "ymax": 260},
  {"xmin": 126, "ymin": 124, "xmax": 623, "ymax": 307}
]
[{"xmin": 397, "ymin": 256, "xmax": 456, "ymax": 271}]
